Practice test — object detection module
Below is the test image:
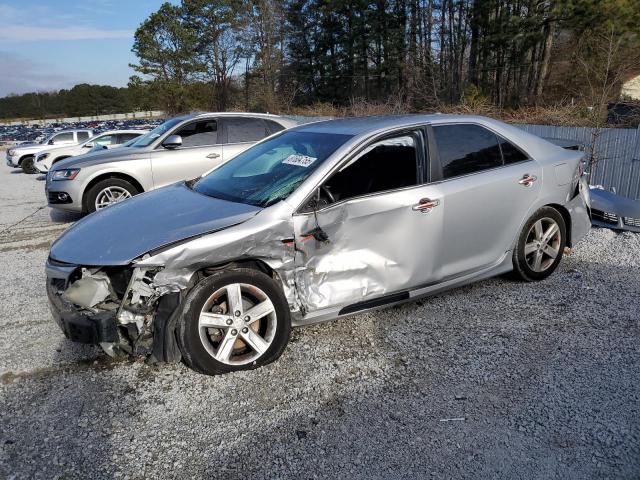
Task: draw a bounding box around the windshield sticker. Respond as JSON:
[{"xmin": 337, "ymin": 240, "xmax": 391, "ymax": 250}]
[{"xmin": 282, "ymin": 154, "xmax": 317, "ymax": 168}]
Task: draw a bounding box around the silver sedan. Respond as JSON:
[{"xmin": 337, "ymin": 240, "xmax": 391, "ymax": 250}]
[{"xmin": 46, "ymin": 114, "xmax": 591, "ymax": 375}]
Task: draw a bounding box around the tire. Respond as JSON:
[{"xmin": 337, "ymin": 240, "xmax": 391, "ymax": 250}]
[
  {"xmin": 512, "ymin": 206, "xmax": 567, "ymax": 282},
  {"xmin": 84, "ymin": 178, "xmax": 139, "ymax": 213},
  {"xmin": 177, "ymin": 268, "xmax": 291, "ymax": 376},
  {"xmin": 21, "ymin": 156, "xmax": 38, "ymax": 174}
]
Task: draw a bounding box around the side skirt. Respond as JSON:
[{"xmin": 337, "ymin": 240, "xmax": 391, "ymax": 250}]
[{"xmin": 292, "ymin": 251, "xmax": 514, "ymax": 327}]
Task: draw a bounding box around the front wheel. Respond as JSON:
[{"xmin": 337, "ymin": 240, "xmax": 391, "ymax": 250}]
[
  {"xmin": 177, "ymin": 268, "xmax": 291, "ymax": 375},
  {"xmin": 84, "ymin": 178, "xmax": 139, "ymax": 213},
  {"xmin": 512, "ymin": 206, "xmax": 566, "ymax": 282},
  {"xmin": 21, "ymin": 156, "xmax": 38, "ymax": 174}
]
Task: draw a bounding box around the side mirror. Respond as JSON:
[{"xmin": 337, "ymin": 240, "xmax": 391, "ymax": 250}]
[
  {"xmin": 162, "ymin": 134, "xmax": 182, "ymax": 149},
  {"xmin": 83, "ymin": 143, "xmax": 93, "ymax": 148},
  {"xmin": 48, "ymin": 139, "xmax": 55, "ymax": 145}
]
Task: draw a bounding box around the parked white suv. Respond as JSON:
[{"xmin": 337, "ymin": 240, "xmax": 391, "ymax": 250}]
[
  {"xmin": 6, "ymin": 129, "xmax": 93, "ymax": 170},
  {"xmin": 30, "ymin": 130, "xmax": 147, "ymax": 174}
]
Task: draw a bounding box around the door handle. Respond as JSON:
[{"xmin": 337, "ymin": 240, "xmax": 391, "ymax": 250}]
[
  {"xmin": 412, "ymin": 198, "xmax": 440, "ymax": 213},
  {"xmin": 518, "ymin": 174, "xmax": 537, "ymax": 187},
  {"xmin": 206, "ymin": 153, "xmax": 220, "ymax": 159}
]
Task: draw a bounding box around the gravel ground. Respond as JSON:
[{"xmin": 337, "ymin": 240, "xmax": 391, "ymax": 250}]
[{"xmin": 0, "ymin": 154, "xmax": 639, "ymax": 479}]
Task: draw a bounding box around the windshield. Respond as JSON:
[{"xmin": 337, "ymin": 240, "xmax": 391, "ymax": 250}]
[
  {"xmin": 192, "ymin": 131, "xmax": 352, "ymax": 207},
  {"xmin": 129, "ymin": 118, "xmax": 183, "ymax": 148}
]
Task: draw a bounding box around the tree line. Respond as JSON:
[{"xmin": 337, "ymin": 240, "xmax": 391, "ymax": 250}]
[
  {"xmin": 131, "ymin": 0, "xmax": 640, "ymax": 117},
  {"xmin": 0, "ymin": 83, "xmax": 158, "ymax": 120}
]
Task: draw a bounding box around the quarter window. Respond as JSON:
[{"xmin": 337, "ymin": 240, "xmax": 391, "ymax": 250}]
[
  {"xmin": 226, "ymin": 118, "xmax": 268, "ymax": 143},
  {"xmin": 322, "ymin": 134, "xmax": 419, "ymax": 204},
  {"xmin": 176, "ymin": 120, "xmax": 218, "ymax": 147},
  {"xmin": 433, "ymin": 124, "xmax": 502, "ymax": 179},
  {"xmin": 498, "ymin": 136, "xmax": 529, "ymax": 164}
]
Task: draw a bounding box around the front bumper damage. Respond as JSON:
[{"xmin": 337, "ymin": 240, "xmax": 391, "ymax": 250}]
[{"xmin": 46, "ymin": 258, "xmax": 184, "ymax": 361}]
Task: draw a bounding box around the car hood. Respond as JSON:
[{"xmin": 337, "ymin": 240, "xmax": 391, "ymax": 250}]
[
  {"xmin": 50, "ymin": 183, "xmax": 262, "ymax": 266},
  {"xmin": 54, "ymin": 147, "xmax": 146, "ymax": 169},
  {"xmin": 590, "ymin": 187, "xmax": 640, "ymax": 217},
  {"xmin": 13, "ymin": 143, "xmax": 45, "ymax": 152}
]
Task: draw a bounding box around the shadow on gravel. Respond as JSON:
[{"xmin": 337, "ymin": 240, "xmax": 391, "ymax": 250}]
[
  {"xmin": 9, "ymin": 170, "xmax": 22, "ymax": 174},
  {"xmin": 35, "ymin": 175, "xmax": 46, "ymax": 182},
  {"xmin": 49, "ymin": 208, "xmax": 83, "ymax": 224},
  {"xmin": 0, "ymin": 339, "xmax": 121, "ymax": 479}
]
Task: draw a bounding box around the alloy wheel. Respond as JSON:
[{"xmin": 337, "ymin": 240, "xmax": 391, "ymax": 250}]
[
  {"xmin": 198, "ymin": 283, "xmax": 277, "ymax": 366},
  {"xmin": 95, "ymin": 186, "xmax": 132, "ymax": 210},
  {"xmin": 524, "ymin": 217, "xmax": 562, "ymax": 272}
]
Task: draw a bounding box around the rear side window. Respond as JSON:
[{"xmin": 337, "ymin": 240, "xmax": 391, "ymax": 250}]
[
  {"xmin": 433, "ymin": 124, "xmax": 502, "ymax": 179},
  {"xmin": 226, "ymin": 117, "xmax": 268, "ymax": 143},
  {"xmin": 177, "ymin": 120, "xmax": 218, "ymax": 147},
  {"xmin": 323, "ymin": 134, "xmax": 418, "ymax": 203},
  {"xmin": 77, "ymin": 131, "xmax": 90, "ymax": 142}
]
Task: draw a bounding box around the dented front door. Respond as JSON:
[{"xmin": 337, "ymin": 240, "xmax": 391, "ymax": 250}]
[{"xmin": 292, "ymin": 184, "xmax": 444, "ymax": 313}]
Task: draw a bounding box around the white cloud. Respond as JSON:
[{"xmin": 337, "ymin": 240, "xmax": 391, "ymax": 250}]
[{"xmin": 0, "ymin": 25, "xmax": 132, "ymax": 41}]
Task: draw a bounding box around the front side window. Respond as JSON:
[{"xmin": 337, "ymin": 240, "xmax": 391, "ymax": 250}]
[
  {"xmin": 433, "ymin": 124, "xmax": 502, "ymax": 179},
  {"xmin": 226, "ymin": 117, "xmax": 268, "ymax": 144},
  {"xmin": 321, "ymin": 134, "xmax": 419, "ymax": 205},
  {"xmin": 130, "ymin": 117, "xmax": 184, "ymax": 148},
  {"xmin": 177, "ymin": 120, "xmax": 218, "ymax": 147},
  {"xmin": 94, "ymin": 135, "xmax": 115, "ymax": 146},
  {"xmin": 77, "ymin": 131, "xmax": 90, "ymax": 142},
  {"xmin": 52, "ymin": 132, "xmax": 74, "ymax": 143},
  {"xmin": 192, "ymin": 131, "xmax": 352, "ymax": 207}
]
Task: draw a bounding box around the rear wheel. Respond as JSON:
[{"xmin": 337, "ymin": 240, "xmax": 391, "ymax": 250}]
[
  {"xmin": 177, "ymin": 268, "xmax": 291, "ymax": 375},
  {"xmin": 21, "ymin": 156, "xmax": 38, "ymax": 174},
  {"xmin": 512, "ymin": 206, "xmax": 566, "ymax": 282},
  {"xmin": 84, "ymin": 178, "xmax": 139, "ymax": 213}
]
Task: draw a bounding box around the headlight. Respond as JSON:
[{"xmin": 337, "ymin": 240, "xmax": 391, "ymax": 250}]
[
  {"xmin": 38, "ymin": 153, "xmax": 50, "ymax": 161},
  {"xmin": 52, "ymin": 169, "xmax": 80, "ymax": 180},
  {"xmin": 8, "ymin": 149, "xmax": 15, "ymax": 156}
]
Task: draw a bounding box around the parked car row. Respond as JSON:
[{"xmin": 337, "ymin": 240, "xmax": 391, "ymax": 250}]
[{"xmin": 42, "ymin": 113, "xmax": 592, "ymax": 375}]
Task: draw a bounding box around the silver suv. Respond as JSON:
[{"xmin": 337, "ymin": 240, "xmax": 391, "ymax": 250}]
[
  {"xmin": 46, "ymin": 113, "xmax": 296, "ymax": 213},
  {"xmin": 6, "ymin": 129, "xmax": 93, "ymax": 169}
]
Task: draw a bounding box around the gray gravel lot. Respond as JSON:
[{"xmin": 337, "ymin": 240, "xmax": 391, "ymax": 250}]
[{"xmin": 0, "ymin": 155, "xmax": 639, "ymax": 479}]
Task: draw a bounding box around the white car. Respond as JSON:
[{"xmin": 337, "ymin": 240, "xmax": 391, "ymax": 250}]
[
  {"xmin": 6, "ymin": 129, "xmax": 93, "ymax": 170},
  {"xmin": 31, "ymin": 130, "xmax": 147, "ymax": 174}
]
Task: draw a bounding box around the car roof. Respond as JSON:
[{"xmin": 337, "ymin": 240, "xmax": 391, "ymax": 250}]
[
  {"xmin": 95, "ymin": 129, "xmax": 148, "ymax": 135},
  {"xmin": 291, "ymin": 114, "xmax": 511, "ymax": 136}
]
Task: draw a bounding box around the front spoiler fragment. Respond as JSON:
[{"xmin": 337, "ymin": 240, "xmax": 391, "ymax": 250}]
[{"xmin": 47, "ymin": 282, "xmax": 118, "ymax": 344}]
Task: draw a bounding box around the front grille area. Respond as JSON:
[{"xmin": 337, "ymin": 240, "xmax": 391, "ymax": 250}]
[
  {"xmin": 591, "ymin": 209, "xmax": 619, "ymax": 225},
  {"xmin": 48, "ymin": 191, "xmax": 72, "ymax": 204},
  {"xmin": 623, "ymin": 216, "xmax": 640, "ymax": 228}
]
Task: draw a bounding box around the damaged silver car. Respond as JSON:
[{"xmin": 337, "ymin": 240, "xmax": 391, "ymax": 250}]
[{"xmin": 46, "ymin": 115, "xmax": 592, "ymax": 375}]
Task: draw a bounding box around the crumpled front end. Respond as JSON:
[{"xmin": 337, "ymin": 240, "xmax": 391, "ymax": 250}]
[
  {"xmin": 46, "ymin": 258, "xmax": 169, "ymax": 357},
  {"xmin": 46, "ymin": 202, "xmax": 301, "ymax": 361}
]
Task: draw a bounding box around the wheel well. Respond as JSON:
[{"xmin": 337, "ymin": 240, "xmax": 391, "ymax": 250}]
[
  {"xmin": 200, "ymin": 259, "xmax": 275, "ymax": 279},
  {"xmin": 547, "ymin": 203, "xmax": 572, "ymax": 247},
  {"xmin": 18, "ymin": 154, "xmax": 33, "ymax": 165},
  {"xmin": 83, "ymin": 173, "xmax": 145, "ymax": 209}
]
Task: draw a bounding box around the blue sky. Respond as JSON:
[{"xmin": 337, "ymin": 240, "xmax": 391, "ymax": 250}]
[{"xmin": 0, "ymin": 0, "xmax": 176, "ymax": 97}]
